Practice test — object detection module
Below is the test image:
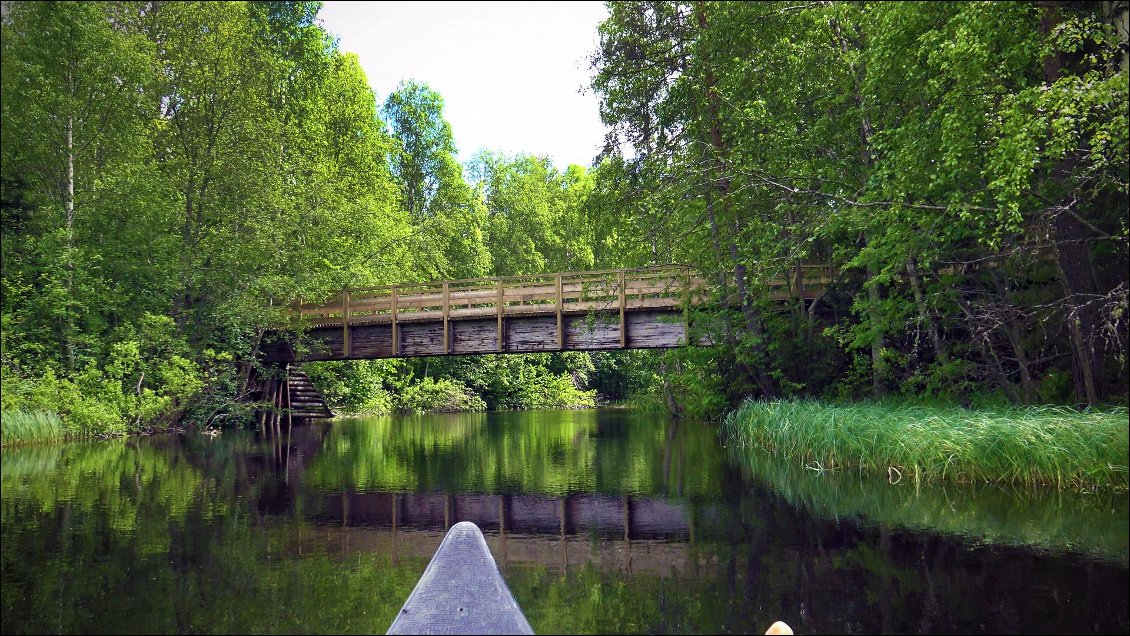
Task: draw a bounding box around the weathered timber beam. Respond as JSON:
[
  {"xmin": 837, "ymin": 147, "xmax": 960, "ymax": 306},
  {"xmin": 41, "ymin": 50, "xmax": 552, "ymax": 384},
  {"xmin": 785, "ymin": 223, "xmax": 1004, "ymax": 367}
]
[
  {"xmin": 342, "ymin": 288, "xmax": 350, "ymax": 357},
  {"xmin": 496, "ymin": 279, "xmax": 504, "ymax": 352},
  {"xmin": 442, "ymin": 282, "xmax": 450, "ymax": 354},
  {"xmin": 391, "ymin": 286, "xmax": 399, "ymax": 356},
  {"xmin": 619, "ymin": 271, "xmax": 626, "ymax": 348},
  {"xmin": 556, "ymin": 273, "xmax": 563, "ymax": 350}
]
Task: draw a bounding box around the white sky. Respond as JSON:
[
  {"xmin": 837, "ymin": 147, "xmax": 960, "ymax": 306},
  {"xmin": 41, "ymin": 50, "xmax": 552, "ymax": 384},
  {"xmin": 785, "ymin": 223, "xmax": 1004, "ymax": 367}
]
[{"xmin": 317, "ymin": 1, "xmax": 610, "ymax": 170}]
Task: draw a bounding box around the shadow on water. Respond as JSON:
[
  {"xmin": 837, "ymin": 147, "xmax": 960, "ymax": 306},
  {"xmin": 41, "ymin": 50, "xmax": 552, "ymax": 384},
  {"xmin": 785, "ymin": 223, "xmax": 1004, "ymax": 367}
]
[{"xmin": 2, "ymin": 409, "xmax": 1127, "ymax": 634}]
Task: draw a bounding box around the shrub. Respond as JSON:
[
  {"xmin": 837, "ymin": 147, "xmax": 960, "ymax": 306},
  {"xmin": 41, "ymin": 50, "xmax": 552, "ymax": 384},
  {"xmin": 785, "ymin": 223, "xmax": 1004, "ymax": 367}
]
[
  {"xmin": 514, "ymin": 372, "xmax": 596, "ymax": 410},
  {"xmin": 397, "ymin": 377, "xmax": 486, "ymax": 413}
]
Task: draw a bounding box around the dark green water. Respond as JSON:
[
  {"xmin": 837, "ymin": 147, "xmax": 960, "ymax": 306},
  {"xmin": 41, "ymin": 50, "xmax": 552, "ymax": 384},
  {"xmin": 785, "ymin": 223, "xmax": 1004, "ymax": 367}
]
[{"xmin": 2, "ymin": 409, "xmax": 1127, "ymax": 634}]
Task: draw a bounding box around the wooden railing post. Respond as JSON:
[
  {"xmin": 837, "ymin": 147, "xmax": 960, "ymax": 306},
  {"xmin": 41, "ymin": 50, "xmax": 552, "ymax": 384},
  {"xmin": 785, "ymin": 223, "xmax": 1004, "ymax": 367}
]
[
  {"xmin": 391, "ymin": 286, "xmax": 399, "ymax": 356},
  {"xmin": 496, "ymin": 278, "xmax": 504, "ymax": 352},
  {"xmin": 342, "ymin": 288, "xmax": 351, "ymax": 358},
  {"xmin": 794, "ymin": 261, "xmax": 805, "ymax": 302},
  {"xmin": 442, "ymin": 282, "xmax": 450, "ymax": 354},
  {"xmin": 618, "ymin": 270, "xmax": 626, "ymax": 348},
  {"xmin": 556, "ymin": 273, "xmax": 564, "ymax": 350},
  {"xmin": 683, "ymin": 266, "xmax": 691, "ymax": 344}
]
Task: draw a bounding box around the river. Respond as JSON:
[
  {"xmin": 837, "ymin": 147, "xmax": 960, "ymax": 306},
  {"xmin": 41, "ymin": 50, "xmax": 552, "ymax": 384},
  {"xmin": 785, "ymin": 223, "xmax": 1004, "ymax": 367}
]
[{"xmin": 2, "ymin": 409, "xmax": 1127, "ymax": 634}]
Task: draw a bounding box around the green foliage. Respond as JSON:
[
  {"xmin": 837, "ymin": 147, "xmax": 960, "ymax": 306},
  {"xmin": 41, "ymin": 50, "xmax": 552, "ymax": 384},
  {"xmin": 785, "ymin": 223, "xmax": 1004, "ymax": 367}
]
[
  {"xmin": 469, "ymin": 152, "xmax": 596, "ymax": 275},
  {"xmin": 589, "ymin": 0, "xmax": 1129, "ymax": 409},
  {"xmin": 303, "ymin": 359, "xmax": 403, "ymax": 415},
  {"xmin": 396, "ymin": 377, "xmax": 487, "ymax": 413},
  {"xmin": 0, "ymin": 2, "xmax": 412, "ymax": 437},
  {"xmin": 306, "ymin": 353, "xmax": 615, "ymax": 414},
  {"xmin": 587, "ymin": 351, "xmax": 655, "ymax": 401},
  {"xmin": 383, "ymin": 80, "xmax": 491, "ymax": 280},
  {"xmin": 513, "ymin": 372, "xmax": 597, "ymax": 410},
  {"xmin": 7, "ymin": 0, "xmax": 1122, "ymax": 437}
]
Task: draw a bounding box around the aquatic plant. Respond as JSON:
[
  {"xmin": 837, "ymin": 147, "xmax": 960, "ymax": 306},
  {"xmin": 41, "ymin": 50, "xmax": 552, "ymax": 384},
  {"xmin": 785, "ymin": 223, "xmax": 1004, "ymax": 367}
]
[
  {"xmin": 722, "ymin": 400, "xmax": 1129, "ymax": 491},
  {"xmin": 0, "ymin": 410, "xmax": 66, "ymax": 446}
]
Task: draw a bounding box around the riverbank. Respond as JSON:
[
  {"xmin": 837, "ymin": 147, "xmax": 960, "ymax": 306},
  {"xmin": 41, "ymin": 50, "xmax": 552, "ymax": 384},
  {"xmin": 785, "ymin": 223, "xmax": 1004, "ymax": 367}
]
[
  {"xmin": 0, "ymin": 408, "xmax": 199, "ymax": 447},
  {"xmin": 721, "ymin": 400, "xmax": 1129, "ymax": 491}
]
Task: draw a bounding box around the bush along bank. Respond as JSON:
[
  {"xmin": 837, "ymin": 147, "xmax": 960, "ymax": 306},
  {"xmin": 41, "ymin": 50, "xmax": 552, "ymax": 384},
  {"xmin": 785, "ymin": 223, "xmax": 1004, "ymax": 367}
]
[
  {"xmin": 303, "ymin": 353, "xmax": 599, "ymax": 416},
  {"xmin": 721, "ymin": 399, "xmax": 1129, "ymax": 491}
]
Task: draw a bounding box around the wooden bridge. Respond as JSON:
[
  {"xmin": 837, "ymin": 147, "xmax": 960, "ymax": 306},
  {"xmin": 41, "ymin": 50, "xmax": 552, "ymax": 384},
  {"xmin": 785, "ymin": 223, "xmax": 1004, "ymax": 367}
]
[{"xmin": 261, "ymin": 264, "xmax": 833, "ymax": 363}]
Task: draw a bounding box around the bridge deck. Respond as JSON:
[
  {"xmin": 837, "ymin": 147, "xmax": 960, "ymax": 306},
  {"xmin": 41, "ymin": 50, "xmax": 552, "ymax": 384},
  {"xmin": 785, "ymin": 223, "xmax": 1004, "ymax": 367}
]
[{"xmin": 262, "ymin": 265, "xmax": 832, "ymax": 362}]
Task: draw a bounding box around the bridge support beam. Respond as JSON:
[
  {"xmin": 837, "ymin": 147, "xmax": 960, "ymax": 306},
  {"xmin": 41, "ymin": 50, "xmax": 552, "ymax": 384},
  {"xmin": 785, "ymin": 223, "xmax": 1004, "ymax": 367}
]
[
  {"xmin": 556, "ymin": 274, "xmax": 564, "ymax": 350},
  {"xmin": 496, "ymin": 279, "xmax": 504, "ymax": 352},
  {"xmin": 342, "ymin": 288, "xmax": 351, "ymax": 357},
  {"xmin": 391, "ymin": 287, "xmax": 399, "ymax": 356},
  {"xmin": 442, "ymin": 282, "xmax": 450, "ymax": 354},
  {"xmin": 618, "ymin": 271, "xmax": 626, "ymax": 348}
]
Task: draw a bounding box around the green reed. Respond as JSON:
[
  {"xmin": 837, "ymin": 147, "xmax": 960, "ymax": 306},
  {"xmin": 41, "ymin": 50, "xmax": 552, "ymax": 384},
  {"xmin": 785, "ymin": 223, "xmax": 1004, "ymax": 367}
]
[
  {"xmin": 1, "ymin": 410, "xmax": 66, "ymax": 446},
  {"xmin": 722, "ymin": 400, "xmax": 1129, "ymax": 490}
]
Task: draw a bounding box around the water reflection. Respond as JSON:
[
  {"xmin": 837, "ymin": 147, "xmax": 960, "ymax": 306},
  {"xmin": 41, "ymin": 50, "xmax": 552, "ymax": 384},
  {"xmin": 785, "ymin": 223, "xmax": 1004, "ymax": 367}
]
[
  {"xmin": 727, "ymin": 445, "xmax": 1130, "ymax": 566},
  {"xmin": 301, "ymin": 410, "xmax": 721, "ymax": 498},
  {"xmin": 1, "ymin": 409, "xmax": 1127, "ymax": 635}
]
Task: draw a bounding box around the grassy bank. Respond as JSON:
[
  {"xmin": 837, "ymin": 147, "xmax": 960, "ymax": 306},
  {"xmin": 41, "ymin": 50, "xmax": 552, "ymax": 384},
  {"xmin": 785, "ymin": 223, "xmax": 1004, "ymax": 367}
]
[
  {"xmin": 1, "ymin": 410, "xmax": 67, "ymax": 446},
  {"xmin": 722, "ymin": 400, "xmax": 1129, "ymax": 491}
]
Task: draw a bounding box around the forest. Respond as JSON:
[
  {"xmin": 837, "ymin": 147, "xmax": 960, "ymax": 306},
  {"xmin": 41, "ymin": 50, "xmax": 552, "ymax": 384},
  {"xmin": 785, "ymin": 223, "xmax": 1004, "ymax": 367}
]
[{"xmin": 1, "ymin": 1, "xmax": 1127, "ymax": 440}]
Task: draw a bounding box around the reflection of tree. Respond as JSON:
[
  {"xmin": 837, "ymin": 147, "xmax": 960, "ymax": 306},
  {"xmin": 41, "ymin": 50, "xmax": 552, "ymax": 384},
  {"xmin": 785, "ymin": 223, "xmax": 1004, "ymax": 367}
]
[
  {"xmin": 1, "ymin": 439, "xmax": 207, "ymax": 542},
  {"xmin": 1, "ymin": 436, "xmax": 426, "ymax": 634},
  {"xmin": 302, "ymin": 410, "xmax": 728, "ymax": 498}
]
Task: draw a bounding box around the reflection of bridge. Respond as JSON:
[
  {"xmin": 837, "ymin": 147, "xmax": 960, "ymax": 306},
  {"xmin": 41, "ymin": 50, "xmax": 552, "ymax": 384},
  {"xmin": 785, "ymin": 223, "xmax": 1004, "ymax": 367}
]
[
  {"xmin": 296, "ymin": 524, "xmax": 698, "ymax": 578},
  {"xmin": 301, "ymin": 491, "xmax": 705, "ymax": 578},
  {"xmin": 309, "ymin": 492, "xmax": 693, "ymax": 541}
]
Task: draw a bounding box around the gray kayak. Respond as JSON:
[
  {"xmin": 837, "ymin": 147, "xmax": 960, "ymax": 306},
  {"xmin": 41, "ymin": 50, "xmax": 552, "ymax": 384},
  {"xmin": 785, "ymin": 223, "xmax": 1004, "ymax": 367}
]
[{"xmin": 387, "ymin": 521, "xmax": 534, "ymax": 635}]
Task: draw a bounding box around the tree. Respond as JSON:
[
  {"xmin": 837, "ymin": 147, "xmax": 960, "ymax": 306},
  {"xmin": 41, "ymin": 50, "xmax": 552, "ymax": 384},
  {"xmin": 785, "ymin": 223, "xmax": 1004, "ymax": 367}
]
[
  {"xmin": 469, "ymin": 151, "xmax": 595, "ymax": 276},
  {"xmin": 383, "ymin": 80, "xmax": 490, "ymax": 280},
  {"xmin": 589, "ymin": 0, "xmax": 1128, "ymax": 407},
  {"xmin": 2, "ymin": 0, "xmax": 155, "ymax": 369}
]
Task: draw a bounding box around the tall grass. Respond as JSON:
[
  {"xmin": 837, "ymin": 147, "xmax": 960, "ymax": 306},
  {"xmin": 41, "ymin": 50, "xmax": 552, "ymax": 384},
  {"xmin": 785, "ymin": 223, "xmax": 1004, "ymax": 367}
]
[
  {"xmin": 722, "ymin": 400, "xmax": 1129, "ymax": 490},
  {"xmin": 1, "ymin": 410, "xmax": 67, "ymax": 446}
]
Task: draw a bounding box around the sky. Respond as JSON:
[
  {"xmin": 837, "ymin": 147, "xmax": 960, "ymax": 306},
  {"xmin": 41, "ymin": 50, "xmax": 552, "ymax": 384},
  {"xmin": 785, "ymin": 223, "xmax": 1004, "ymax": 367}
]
[{"xmin": 317, "ymin": 1, "xmax": 610, "ymax": 170}]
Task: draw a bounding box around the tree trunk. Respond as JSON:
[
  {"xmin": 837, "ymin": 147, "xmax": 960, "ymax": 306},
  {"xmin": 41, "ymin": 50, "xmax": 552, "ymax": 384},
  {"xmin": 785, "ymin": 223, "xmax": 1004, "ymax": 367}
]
[
  {"xmin": 1041, "ymin": 2, "xmax": 1105, "ymax": 404},
  {"xmin": 986, "ymin": 268, "xmax": 1038, "ymax": 403},
  {"xmin": 866, "ymin": 259, "xmax": 886, "ymax": 396},
  {"xmin": 906, "ymin": 254, "xmax": 947, "ymax": 364},
  {"xmin": 956, "ymin": 298, "xmax": 1023, "ymax": 403},
  {"xmin": 64, "ymin": 112, "xmax": 76, "ymax": 370},
  {"xmin": 831, "ymin": 13, "xmax": 886, "ymax": 395},
  {"xmin": 697, "ymin": 1, "xmax": 777, "ymax": 398}
]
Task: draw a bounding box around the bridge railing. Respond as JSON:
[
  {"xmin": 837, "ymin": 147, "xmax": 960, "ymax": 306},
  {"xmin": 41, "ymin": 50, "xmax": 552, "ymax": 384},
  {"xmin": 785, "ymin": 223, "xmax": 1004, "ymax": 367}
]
[
  {"xmin": 294, "ymin": 263, "xmax": 838, "ymax": 331},
  {"xmin": 762, "ymin": 264, "xmax": 836, "ymax": 302},
  {"xmin": 296, "ymin": 265, "xmax": 705, "ymax": 329}
]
